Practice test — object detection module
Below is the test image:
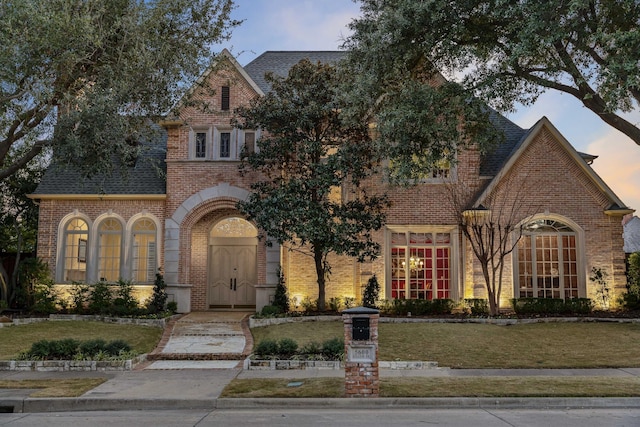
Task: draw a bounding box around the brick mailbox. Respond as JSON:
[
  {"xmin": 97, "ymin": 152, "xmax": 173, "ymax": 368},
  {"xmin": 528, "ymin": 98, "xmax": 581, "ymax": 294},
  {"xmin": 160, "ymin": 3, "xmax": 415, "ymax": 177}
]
[{"xmin": 342, "ymin": 306, "xmax": 380, "ymax": 397}]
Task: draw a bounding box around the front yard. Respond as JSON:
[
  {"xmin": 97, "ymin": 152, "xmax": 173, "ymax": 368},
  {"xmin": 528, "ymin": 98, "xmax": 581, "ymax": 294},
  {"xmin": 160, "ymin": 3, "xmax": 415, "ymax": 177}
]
[{"xmin": 251, "ymin": 320, "xmax": 640, "ymax": 368}]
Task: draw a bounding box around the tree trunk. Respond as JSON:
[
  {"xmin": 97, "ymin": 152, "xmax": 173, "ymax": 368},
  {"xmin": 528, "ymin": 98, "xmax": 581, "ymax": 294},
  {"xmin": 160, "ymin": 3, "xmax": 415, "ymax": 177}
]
[{"xmin": 314, "ymin": 250, "xmax": 326, "ymax": 311}]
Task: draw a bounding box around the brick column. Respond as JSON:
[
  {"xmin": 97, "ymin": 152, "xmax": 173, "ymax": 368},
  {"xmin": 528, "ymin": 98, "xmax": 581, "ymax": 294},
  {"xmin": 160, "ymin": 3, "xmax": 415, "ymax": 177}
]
[{"xmin": 342, "ymin": 307, "xmax": 379, "ymax": 397}]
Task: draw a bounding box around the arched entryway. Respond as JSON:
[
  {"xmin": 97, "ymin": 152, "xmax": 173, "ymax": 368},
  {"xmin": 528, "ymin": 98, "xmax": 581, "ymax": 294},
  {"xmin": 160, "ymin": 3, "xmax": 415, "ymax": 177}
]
[{"xmin": 207, "ymin": 217, "xmax": 258, "ymax": 309}]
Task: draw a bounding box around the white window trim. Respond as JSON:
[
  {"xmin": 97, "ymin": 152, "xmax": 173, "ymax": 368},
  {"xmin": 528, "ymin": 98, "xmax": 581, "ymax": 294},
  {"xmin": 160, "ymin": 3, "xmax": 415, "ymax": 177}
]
[
  {"xmin": 56, "ymin": 211, "xmax": 92, "ymax": 283},
  {"xmin": 512, "ymin": 213, "xmax": 586, "ymax": 299},
  {"xmin": 384, "ymin": 225, "xmax": 460, "ymax": 301},
  {"xmin": 124, "ymin": 213, "xmax": 162, "ymax": 285},
  {"xmin": 93, "ymin": 214, "xmax": 125, "ymax": 283},
  {"xmin": 189, "ymin": 126, "xmax": 213, "ymax": 160}
]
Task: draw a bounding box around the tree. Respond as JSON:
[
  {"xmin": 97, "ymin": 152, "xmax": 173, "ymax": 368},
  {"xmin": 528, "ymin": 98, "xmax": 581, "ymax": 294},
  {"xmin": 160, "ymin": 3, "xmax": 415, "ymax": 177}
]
[
  {"xmin": 0, "ymin": 149, "xmax": 47, "ymax": 306},
  {"xmin": 446, "ymin": 175, "xmax": 539, "ymax": 316},
  {"xmin": 236, "ymin": 59, "xmax": 389, "ymax": 311},
  {"xmin": 346, "ymin": 0, "xmax": 640, "ymax": 148},
  {"xmin": 0, "ymin": 0, "xmax": 240, "ymax": 181}
]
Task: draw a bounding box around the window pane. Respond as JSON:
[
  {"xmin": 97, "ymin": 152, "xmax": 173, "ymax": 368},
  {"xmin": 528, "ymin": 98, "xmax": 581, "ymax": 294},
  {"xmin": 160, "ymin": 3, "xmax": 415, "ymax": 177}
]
[
  {"xmin": 195, "ymin": 132, "xmax": 207, "ymax": 158},
  {"xmin": 99, "ymin": 219, "xmax": 122, "ymax": 282},
  {"xmin": 132, "ymin": 219, "xmax": 157, "ymax": 284},
  {"xmin": 244, "ymin": 132, "xmax": 255, "ymax": 154},
  {"xmin": 64, "ymin": 219, "xmax": 88, "ymax": 282},
  {"xmin": 221, "ymin": 86, "xmax": 230, "ymax": 111},
  {"xmin": 220, "ymin": 132, "xmax": 231, "ymax": 158}
]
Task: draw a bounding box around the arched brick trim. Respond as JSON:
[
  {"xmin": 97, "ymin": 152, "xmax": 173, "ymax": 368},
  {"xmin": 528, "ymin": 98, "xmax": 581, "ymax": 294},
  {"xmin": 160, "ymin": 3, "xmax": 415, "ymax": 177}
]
[{"xmin": 164, "ymin": 184, "xmax": 280, "ymax": 293}]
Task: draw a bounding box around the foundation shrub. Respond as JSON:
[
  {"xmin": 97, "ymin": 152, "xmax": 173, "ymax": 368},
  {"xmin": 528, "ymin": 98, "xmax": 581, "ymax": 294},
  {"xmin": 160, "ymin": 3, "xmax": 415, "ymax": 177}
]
[
  {"xmin": 362, "ymin": 275, "xmax": 380, "ymax": 308},
  {"xmin": 88, "ymin": 281, "xmax": 113, "ymax": 314},
  {"xmin": 621, "ymin": 252, "xmax": 640, "ymax": 310},
  {"xmin": 384, "ymin": 298, "xmax": 454, "ymax": 316},
  {"xmin": 272, "ymin": 267, "xmax": 290, "ymax": 313},
  {"xmin": 328, "ymin": 297, "xmax": 342, "ymax": 312},
  {"xmin": 464, "ymin": 298, "xmax": 489, "ymax": 316},
  {"xmin": 511, "ymin": 298, "xmax": 593, "ymax": 315}
]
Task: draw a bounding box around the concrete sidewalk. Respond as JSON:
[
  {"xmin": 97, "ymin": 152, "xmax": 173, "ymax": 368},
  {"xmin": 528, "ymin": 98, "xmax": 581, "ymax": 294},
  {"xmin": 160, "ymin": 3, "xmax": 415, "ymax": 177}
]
[{"xmin": 2, "ymin": 312, "xmax": 640, "ymax": 412}]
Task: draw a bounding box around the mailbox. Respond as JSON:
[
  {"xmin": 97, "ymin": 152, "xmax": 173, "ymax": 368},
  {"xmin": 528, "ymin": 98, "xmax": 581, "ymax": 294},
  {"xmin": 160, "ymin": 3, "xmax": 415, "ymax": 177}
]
[{"xmin": 352, "ymin": 317, "xmax": 370, "ymax": 341}]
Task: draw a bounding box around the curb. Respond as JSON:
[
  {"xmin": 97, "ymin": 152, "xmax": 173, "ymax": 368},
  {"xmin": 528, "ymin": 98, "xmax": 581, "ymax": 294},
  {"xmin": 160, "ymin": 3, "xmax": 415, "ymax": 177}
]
[{"xmin": 5, "ymin": 396, "xmax": 640, "ymax": 413}]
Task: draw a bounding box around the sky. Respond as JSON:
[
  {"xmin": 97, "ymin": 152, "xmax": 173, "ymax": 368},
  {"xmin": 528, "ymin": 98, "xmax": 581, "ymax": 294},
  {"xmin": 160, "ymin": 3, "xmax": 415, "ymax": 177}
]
[{"xmin": 217, "ymin": 0, "xmax": 640, "ymax": 212}]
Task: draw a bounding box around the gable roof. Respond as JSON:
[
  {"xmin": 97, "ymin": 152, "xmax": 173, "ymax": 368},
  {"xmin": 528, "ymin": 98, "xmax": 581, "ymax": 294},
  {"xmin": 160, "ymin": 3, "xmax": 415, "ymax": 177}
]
[
  {"xmin": 31, "ymin": 129, "xmax": 167, "ymax": 198},
  {"xmin": 473, "ymin": 116, "xmax": 630, "ymax": 211},
  {"xmin": 244, "ymin": 51, "xmax": 348, "ymax": 94}
]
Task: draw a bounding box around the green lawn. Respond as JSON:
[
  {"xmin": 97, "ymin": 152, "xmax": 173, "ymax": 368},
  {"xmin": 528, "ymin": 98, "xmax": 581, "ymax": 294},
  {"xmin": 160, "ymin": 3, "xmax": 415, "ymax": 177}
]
[
  {"xmin": 0, "ymin": 321, "xmax": 163, "ymax": 359},
  {"xmin": 251, "ymin": 321, "xmax": 640, "ymax": 368}
]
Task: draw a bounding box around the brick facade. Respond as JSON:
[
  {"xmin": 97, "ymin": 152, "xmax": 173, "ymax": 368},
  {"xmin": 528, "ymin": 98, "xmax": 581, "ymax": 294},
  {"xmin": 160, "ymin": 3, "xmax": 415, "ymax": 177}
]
[{"xmin": 33, "ymin": 50, "xmax": 631, "ymax": 312}]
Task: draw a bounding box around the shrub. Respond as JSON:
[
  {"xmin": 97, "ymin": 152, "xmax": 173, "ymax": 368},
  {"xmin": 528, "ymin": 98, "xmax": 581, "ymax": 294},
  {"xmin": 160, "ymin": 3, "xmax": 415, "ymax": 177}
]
[
  {"xmin": 254, "ymin": 339, "xmax": 279, "ymax": 357},
  {"xmin": 321, "ymin": 337, "xmax": 344, "ymax": 360},
  {"xmin": 328, "ymin": 297, "xmax": 342, "ymax": 312},
  {"xmin": 590, "ymin": 267, "xmax": 611, "ymax": 310},
  {"xmin": 362, "ymin": 275, "xmax": 380, "ymax": 308},
  {"xmin": 105, "ymin": 339, "xmax": 132, "ymax": 356},
  {"xmin": 166, "ymin": 301, "xmax": 178, "ymax": 314},
  {"xmin": 386, "ymin": 298, "xmax": 454, "ymax": 316},
  {"xmin": 79, "ymin": 339, "xmax": 108, "ymax": 356},
  {"xmin": 146, "ymin": 271, "xmax": 167, "ymax": 314},
  {"xmin": 301, "ymin": 296, "xmax": 317, "ymax": 313},
  {"xmin": 88, "ymin": 281, "xmax": 113, "ymax": 314},
  {"xmin": 31, "ymin": 282, "xmax": 59, "ymax": 314},
  {"xmin": 111, "ymin": 280, "xmax": 139, "ymax": 316},
  {"xmin": 260, "ymin": 305, "xmax": 282, "ymax": 317},
  {"xmin": 299, "ymin": 341, "xmax": 322, "ymax": 355},
  {"xmin": 343, "ymin": 296, "xmax": 356, "ymax": 309},
  {"xmin": 277, "ymin": 338, "xmax": 298, "ymax": 356},
  {"xmin": 272, "ymin": 267, "xmax": 289, "ymax": 313},
  {"xmin": 511, "ymin": 298, "xmax": 593, "ymax": 315},
  {"xmin": 464, "ymin": 298, "xmax": 489, "ymax": 316},
  {"xmin": 69, "ymin": 283, "xmax": 90, "ymax": 314}
]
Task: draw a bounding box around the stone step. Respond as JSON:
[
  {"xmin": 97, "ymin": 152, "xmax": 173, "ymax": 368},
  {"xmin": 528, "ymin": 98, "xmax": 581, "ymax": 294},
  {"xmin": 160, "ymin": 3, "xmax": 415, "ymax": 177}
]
[{"xmin": 146, "ymin": 352, "xmax": 246, "ymax": 361}]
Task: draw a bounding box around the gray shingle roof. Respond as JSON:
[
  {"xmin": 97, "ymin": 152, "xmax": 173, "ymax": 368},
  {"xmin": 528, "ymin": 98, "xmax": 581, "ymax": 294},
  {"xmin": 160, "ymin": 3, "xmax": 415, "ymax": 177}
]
[
  {"xmin": 479, "ymin": 110, "xmax": 529, "ymax": 177},
  {"xmin": 244, "ymin": 51, "xmax": 348, "ymax": 94},
  {"xmin": 33, "ymin": 130, "xmax": 166, "ymax": 196}
]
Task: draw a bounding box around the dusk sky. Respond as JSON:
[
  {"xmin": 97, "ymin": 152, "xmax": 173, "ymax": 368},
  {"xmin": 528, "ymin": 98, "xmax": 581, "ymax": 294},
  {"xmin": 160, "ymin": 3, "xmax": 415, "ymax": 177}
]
[{"xmin": 216, "ymin": 0, "xmax": 639, "ymax": 212}]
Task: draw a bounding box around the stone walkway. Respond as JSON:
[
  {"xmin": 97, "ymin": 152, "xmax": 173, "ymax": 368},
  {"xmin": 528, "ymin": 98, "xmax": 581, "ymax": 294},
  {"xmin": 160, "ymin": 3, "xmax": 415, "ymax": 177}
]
[{"xmin": 142, "ymin": 311, "xmax": 253, "ymax": 370}]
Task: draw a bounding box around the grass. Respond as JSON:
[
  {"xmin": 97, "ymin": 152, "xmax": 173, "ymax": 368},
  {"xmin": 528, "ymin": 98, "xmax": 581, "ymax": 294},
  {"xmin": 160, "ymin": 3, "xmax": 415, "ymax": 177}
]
[
  {"xmin": 0, "ymin": 378, "xmax": 107, "ymax": 397},
  {"xmin": 222, "ymin": 377, "xmax": 640, "ymax": 398},
  {"xmin": 0, "ymin": 321, "xmax": 164, "ymax": 359},
  {"xmin": 251, "ymin": 321, "xmax": 640, "ymax": 368}
]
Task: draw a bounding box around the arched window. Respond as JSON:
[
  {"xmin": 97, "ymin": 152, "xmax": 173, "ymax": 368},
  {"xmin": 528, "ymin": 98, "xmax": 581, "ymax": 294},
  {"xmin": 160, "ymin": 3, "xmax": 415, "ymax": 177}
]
[
  {"xmin": 516, "ymin": 218, "xmax": 580, "ymax": 299},
  {"xmin": 62, "ymin": 218, "xmax": 89, "ymax": 283},
  {"xmin": 131, "ymin": 218, "xmax": 157, "ymax": 284},
  {"xmin": 98, "ymin": 218, "xmax": 123, "ymax": 282}
]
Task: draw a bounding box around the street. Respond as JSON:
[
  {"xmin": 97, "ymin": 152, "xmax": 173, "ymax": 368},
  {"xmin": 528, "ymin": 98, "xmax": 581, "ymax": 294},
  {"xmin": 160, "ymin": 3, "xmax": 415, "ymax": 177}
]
[{"xmin": 1, "ymin": 408, "xmax": 640, "ymax": 426}]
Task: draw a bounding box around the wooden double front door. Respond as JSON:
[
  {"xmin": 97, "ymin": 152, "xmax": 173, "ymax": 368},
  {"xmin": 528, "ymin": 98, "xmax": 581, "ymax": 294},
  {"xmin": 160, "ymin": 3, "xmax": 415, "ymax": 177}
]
[{"xmin": 208, "ymin": 238, "xmax": 257, "ymax": 309}]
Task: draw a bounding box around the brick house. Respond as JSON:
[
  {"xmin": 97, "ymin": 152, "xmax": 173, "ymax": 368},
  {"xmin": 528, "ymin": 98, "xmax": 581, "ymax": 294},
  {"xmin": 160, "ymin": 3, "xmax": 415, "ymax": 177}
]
[{"xmin": 30, "ymin": 50, "xmax": 634, "ymax": 313}]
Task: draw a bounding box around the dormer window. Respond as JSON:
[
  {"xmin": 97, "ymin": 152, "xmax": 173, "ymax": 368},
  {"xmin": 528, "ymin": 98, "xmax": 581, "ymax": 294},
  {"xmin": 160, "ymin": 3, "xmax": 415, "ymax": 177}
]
[{"xmin": 221, "ymin": 86, "xmax": 230, "ymax": 111}]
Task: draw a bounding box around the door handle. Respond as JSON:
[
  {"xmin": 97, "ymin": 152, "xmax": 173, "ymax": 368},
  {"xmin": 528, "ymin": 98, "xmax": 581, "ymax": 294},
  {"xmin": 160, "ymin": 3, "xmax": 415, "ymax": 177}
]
[
  {"xmin": 230, "ymin": 278, "xmax": 233, "ymax": 290},
  {"xmin": 233, "ymin": 278, "xmax": 237, "ymax": 291}
]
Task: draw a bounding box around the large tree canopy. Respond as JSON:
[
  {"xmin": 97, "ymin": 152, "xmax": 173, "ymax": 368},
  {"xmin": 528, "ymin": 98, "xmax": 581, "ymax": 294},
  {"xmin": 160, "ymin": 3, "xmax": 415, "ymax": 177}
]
[
  {"xmin": 346, "ymin": 0, "xmax": 640, "ymax": 148},
  {"xmin": 0, "ymin": 0, "xmax": 239, "ymax": 181},
  {"xmin": 236, "ymin": 59, "xmax": 389, "ymax": 311}
]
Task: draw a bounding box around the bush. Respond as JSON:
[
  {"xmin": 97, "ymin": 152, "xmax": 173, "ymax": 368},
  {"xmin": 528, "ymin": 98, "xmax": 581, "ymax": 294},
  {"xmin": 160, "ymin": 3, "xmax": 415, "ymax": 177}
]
[
  {"xmin": 21, "ymin": 338, "xmax": 133, "ymax": 360},
  {"xmin": 260, "ymin": 305, "xmax": 282, "ymax": 317},
  {"xmin": 299, "ymin": 341, "xmax": 322, "ymax": 355},
  {"xmin": 79, "ymin": 339, "xmax": 108, "ymax": 356},
  {"xmin": 328, "ymin": 296, "xmax": 342, "ymax": 312},
  {"xmin": 464, "ymin": 298, "xmax": 489, "ymax": 316},
  {"xmin": 362, "ymin": 275, "xmax": 380, "ymax": 308},
  {"xmin": 383, "ymin": 298, "xmax": 454, "ymax": 316},
  {"xmin": 146, "ymin": 271, "xmax": 168, "ymax": 314},
  {"xmin": 301, "ymin": 296, "xmax": 317, "ymax": 313},
  {"xmin": 321, "ymin": 337, "xmax": 344, "ymax": 360},
  {"xmin": 511, "ymin": 298, "xmax": 593, "ymax": 315},
  {"xmin": 111, "ymin": 280, "xmax": 139, "ymax": 316},
  {"xmin": 88, "ymin": 281, "xmax": 113, "ymax": 314},
  {"xmin": 31, "ymin": 282, "xmax": 59, "ymax": 314},
  {"xmin": 105, "ymin": 339, "xmax": 132, "ymax": 355},
  {"xmin": 254, "ymin": 339, "xmax": 279, "ymax": 357},
  {"xmin": 166, "ymin": 301, "xmax": 178, "ymax": 314},
  {"xmin": 272, "ymin": 267, "xmax": 289, "ymax": 313},
  {"xmin": 69, "ymin": 283, "xmax": 90, "ymax": 314},
  {"xmin": 277, "ymin": 338, "xmax": 298, "ymax": 356}
]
